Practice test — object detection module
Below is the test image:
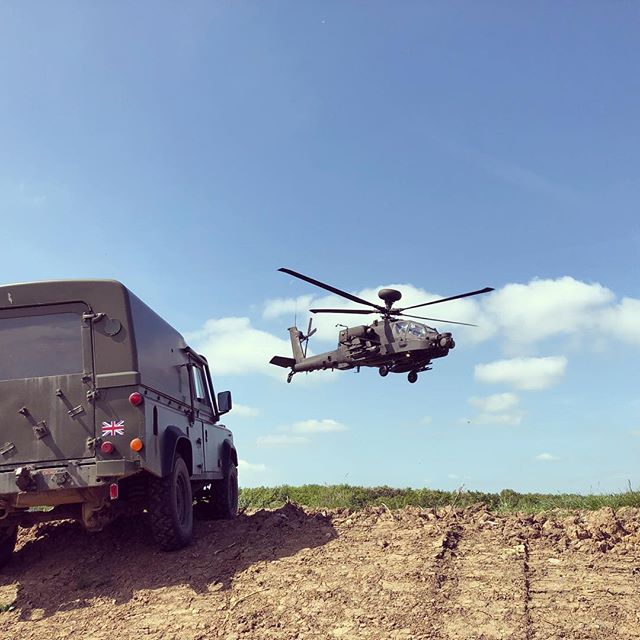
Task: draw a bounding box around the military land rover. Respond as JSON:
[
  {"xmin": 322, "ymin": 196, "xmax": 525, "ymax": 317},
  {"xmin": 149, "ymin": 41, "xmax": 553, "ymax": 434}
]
[{"xmin": 0, "ymin": 280, "xmax": 238, "ymax": 566}]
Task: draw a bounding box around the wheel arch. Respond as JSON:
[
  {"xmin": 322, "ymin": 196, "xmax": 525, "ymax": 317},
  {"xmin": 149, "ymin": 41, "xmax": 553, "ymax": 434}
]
[
  {"xmin": 221, "ymin": 439, "xmax": 238, "ymax": 469},
  {"xmin": 161, "ymin": 425, "xmax": 193, "ymax": 477}
]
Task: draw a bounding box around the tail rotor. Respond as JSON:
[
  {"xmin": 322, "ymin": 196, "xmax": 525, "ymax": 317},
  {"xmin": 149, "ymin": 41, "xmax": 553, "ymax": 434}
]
[{"xmin": 301, "ymin": 317, "xmax": 317, "ymax": 358}]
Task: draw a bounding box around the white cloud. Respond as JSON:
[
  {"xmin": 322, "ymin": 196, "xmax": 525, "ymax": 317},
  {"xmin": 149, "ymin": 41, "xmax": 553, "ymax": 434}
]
[
  {"xmin": 238, "ymin": 459, "xmax": 268, "ymax": 473},
  {"xmin": 233, "ymin": 403, "xmax": 260, "ymax": 418},
  {"xmin": 535, "ymin": 452, "xmax": 560, "ymax": 462},
  {"xmin": 186, "ymin": 316, "xmax": 334, "ymax": 383},
  {"xmin": 483, "ymin": 277, "xmax": 613, "ymax": 350},
  {"xmin": 422, "ymin": 416, "xmax": 433, "ymax": 425},
  {"xmin": 263, "ymin": 295, "xmax": 314, "ymax": 320},
  {"xmin": 469, "ymin": 392, "xmax": 519, "ymax": 413},
  {"xmin": 238, "ymin": 459, "xmax": 269, "ymax": 488},
  {"xmin": 256, "ymin": 434, "xmax": 311, "ymax": 446},
  {"xmin": 475, "ymin": 356, "xmax": 567, "ymax": 390},
  {"xmin": 187, "ymin": 317, "xmax": 291, "ymax": 378},
  {"xmin": 599, "ymin": 297, "xmax": 640, "ymax": 346},
  {"xmin": 290, "ymin": 419, "xmax": 347, "ymax": 433},
  {"xmin": 259, "ymin": 417, "xmax": 348, "ymax": 446}
]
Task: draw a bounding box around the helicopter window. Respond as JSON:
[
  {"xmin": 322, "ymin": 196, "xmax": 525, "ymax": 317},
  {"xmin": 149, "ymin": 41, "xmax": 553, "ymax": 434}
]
[
  {"xmin": 394, "ymin": 321, "xmax": 409, "ymax": 336},
  {"xmin": 407, "ymin": 322, "xmax": 427, "ymax": 339},
  {"xmin": 395, "ymin": 321, "xmax": 427, "ymax": 339}
]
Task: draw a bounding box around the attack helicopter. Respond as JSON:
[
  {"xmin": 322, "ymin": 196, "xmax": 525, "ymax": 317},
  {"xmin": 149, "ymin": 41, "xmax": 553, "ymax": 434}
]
[{"xmin": 270, "ymin": 268, "xmax": 493, "ymax": 384}]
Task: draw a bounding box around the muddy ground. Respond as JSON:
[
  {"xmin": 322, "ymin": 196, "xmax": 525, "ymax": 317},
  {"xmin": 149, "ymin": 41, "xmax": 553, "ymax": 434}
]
[{"xmin": 2, "ymin": 503, "xmax": 640, "ymax": 639}]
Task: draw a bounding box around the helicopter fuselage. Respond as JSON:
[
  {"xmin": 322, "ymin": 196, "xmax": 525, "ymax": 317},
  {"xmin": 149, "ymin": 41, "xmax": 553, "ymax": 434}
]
[
  {"xmin": 269, "ymin": 267, "xmax": 491, "ymax": 384},
  {"xmin": 287, "ymin": 318, "xmax": 455, "ymax": 378}
]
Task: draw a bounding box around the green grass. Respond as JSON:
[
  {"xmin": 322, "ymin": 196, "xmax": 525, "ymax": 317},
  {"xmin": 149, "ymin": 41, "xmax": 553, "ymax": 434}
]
[{"xmin": 238, "ymin": 484, "xmax": 640, "ymax": 513}]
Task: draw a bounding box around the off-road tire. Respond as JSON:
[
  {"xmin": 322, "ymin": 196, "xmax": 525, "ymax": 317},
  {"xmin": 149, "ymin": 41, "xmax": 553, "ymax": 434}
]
[
  {"xmin": 148, "ymin": 454, "xmax": 193, "ymax": 551},
  {"xmin": 0, "ymin": 526, "xmax": 17, "ymax": 569},
  {"xmin": 201, "ymin": 461, "xmax": 238, "ymax": 520}
]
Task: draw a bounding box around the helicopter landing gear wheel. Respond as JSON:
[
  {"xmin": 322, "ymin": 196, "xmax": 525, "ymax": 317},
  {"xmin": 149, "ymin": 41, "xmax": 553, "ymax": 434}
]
[
  {"xmin": 287, "ymin": 371, "xmax": 294, "ymax": 384},
  {"xmin": 407, "ymin": 370, "xmax": 418, "ymax": 384},
  {"xmin": 378, "ymin": 365, "xmax": 389, "ymax": 377}
]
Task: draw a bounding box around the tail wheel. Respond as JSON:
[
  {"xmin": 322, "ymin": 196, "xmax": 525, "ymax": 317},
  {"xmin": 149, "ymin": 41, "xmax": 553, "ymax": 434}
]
[
  {"xmin": 408, "ymin": 371, "xmax": 418, "ymax": 384},
  {"xmin": 148, "ymin": 454, "xmax": 193, "ymax": 551},
  {"xmin": 379, "ymin": 366, "xmax": 389, "ymax": 377},
  {"xmin": 0, "ymin": 525, "xmax": 17, "ymax": 569}
]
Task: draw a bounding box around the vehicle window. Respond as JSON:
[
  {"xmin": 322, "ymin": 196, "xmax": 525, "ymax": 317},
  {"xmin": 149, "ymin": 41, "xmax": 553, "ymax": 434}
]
[
  {"xmin": 0, "ymin": 312, "xmax": 83, "ymax": 382},
  {"xmin": 191, "ymin": 366, "xmax": 209, "ymax": 404}
]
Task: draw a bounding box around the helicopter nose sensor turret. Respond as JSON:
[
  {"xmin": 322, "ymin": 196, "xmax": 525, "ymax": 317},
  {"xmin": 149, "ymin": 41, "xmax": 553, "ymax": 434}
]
[{"xmin": 437, "ymin": 333, "xmax": 455, "ymax": 349}]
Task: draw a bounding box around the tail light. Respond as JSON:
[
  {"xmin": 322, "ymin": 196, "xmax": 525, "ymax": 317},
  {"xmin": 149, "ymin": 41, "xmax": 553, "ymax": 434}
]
[
  {"xmin": 100, "ymin": 441, "xmax": 114, "ymax": 455},
  {"xmin": 129, "ymin": 392, "xmax": 143, "ymax": 406}
]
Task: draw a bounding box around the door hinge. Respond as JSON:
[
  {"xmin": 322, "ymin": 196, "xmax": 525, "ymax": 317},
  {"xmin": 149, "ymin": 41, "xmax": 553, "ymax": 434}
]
[
  {"xmin": 82, "ymin": 312, "xmax": 105, "ymax": 323},
  {"xmin": 87, "ymin": 389, "xmax": 100, "ymax": 402}
]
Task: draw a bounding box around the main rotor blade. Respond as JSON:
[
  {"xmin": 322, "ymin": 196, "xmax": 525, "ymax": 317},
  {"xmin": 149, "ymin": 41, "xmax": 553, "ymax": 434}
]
[
  {"xmin": 399, "ymin": 287, "xmax": 494, "ymax": 312},
  {"xmin": 396, "ymin": 312, "xmax": 477, "ymax": 327},
  {"xmin": 310, "ymin": 308, "xmax": 375, "ymax": 315},
  {"xmin": 279, "ymin": 268, "xmax": 384, "ymax": 311}
]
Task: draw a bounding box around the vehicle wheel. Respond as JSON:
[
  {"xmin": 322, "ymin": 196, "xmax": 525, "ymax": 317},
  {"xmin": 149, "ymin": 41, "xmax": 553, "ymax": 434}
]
[
  {"xmin": 378, "ymin": 366, "xmax": 389, "ymax": 377},
  {"xmin": 148, "ymin": 454, "xmax": 193, "ymax": 551},
  {"xmin": 206, "ymin": 460, "xmax": 238, "ymax": 520},
  {"xmin": 0, "ymin": 525, "xmax": 17, "ymax": 569},
  {"xmin": 408, "ymin": 370, "xmax": 418, "ymax": 384}
]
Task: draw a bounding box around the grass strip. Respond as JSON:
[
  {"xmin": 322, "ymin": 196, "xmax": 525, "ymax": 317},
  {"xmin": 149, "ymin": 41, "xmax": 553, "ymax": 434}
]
[{"xmin": 238, "ymin": 484, "xmax": 640, "ymax": 513}]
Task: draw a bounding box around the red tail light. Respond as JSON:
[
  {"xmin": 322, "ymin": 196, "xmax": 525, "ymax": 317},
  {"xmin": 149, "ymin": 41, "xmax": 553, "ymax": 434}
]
[
  {"xmin": 109, "ymin": 483, "xmax": 119, "ymax": 500},
  {"xmin": 100, "ymin": 441, "xmax": 114, "ymax": 454},
  {"xmin": 129, "ymin": 392, "xmax": 143, "ymax": 406}
]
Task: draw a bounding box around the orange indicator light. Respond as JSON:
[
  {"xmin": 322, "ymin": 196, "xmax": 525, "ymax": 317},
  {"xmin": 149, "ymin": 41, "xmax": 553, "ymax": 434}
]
[{"xmin": 130, "ymin": 438, "xmax": 144, "ymax": 452}]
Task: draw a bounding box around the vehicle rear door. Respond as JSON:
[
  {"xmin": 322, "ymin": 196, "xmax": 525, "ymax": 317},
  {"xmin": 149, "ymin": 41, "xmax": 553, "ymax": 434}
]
[{"xmin": 0, "ymin": 303, "xmax": 95, "ymax": 469}]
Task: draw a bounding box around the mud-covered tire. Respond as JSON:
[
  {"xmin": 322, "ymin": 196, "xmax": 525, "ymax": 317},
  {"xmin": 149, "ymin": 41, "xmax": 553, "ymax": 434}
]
[
  {"xmin": 148, "ymin": 454, "xmax": 193, "ymax": 551},
  {"xmin": 0, "ymin": 526, "xmax": 17, "ymax": 569},
  {"xmin": 208, "ymin": 461, "xmax": 238, "ymax": 520}
]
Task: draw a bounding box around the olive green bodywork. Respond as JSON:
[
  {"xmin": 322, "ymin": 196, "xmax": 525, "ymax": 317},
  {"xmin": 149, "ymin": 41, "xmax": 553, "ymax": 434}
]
[{"xmin": 0, "ymin": 280, "xmax": 235, "ymax": 531}]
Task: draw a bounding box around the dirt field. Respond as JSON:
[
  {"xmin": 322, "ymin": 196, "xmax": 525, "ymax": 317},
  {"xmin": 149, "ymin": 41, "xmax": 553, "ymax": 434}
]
[{"xmin": 2, "ymin": 503, "xmax": 640, "ymax": 639}]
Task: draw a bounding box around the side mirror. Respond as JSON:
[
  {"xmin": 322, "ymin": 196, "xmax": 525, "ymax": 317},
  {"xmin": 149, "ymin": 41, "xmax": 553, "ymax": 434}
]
[{"xmin": 217, "ymin": 390, "xmax": 232, "ymax": 415}]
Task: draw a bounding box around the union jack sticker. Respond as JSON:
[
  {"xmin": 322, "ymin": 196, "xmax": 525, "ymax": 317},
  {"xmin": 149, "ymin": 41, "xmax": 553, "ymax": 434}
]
[{"xmin": 102, "ymin": 420, "xmax": 125, "ymax": 437}]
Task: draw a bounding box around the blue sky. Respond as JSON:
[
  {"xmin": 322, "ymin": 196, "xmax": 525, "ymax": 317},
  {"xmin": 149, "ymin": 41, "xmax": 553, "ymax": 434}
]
[{"xmin": 1, "ymin": 2, "xmax": 639, "ymax": 493}]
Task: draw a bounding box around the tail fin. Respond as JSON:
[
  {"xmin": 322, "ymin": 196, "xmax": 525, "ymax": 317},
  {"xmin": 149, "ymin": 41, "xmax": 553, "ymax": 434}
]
[
  {"xmin": 288, "ymin": 326, "xmax": 305, "ymax": 363},
  {"xmin": 269, "ymin": 326, "xmax": 306, "ymax": 369}
]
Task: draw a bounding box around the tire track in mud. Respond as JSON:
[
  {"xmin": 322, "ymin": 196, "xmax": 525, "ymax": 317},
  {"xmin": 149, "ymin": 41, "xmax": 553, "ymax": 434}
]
[
  {"xmin": 422, "ymin": 519, "xmax": 463, "ymax": 640},
  {"xmin": 431, "ymin": 517, "xmax": 530, "ymax": 640},
  {"xmin": 521, "ymin": 540, "xmax": 533, "ymax": 640}
]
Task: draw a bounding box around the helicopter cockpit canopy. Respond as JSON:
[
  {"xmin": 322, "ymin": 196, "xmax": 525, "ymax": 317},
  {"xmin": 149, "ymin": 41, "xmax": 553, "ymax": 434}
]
[{"xmin": 393, "ymin": 320, "xmax": 433, "ymax": 339}]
